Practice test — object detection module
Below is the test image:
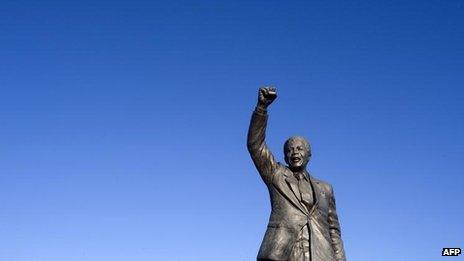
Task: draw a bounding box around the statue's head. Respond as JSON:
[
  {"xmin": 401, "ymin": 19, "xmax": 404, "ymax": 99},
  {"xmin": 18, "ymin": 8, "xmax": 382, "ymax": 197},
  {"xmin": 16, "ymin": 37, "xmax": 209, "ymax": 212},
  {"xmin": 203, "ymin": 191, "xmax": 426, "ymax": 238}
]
[{"xmin": 284, "ymin": 136, "xmax": 311, "ymax": 171}]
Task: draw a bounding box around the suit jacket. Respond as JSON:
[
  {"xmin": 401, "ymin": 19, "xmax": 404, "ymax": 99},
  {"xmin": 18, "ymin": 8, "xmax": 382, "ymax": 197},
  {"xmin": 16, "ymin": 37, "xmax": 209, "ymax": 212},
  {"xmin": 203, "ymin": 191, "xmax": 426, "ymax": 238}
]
[{"xmin": 247, "ymin": 109, "xmax": 346, "ymax": 261}]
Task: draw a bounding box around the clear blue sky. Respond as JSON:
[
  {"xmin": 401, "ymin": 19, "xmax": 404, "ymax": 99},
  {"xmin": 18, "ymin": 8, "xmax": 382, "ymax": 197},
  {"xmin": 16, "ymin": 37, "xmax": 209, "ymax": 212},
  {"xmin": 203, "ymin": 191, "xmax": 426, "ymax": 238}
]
[{"xmin": 1, "ymin": 0, "xmax": 463, "ymax": 260}]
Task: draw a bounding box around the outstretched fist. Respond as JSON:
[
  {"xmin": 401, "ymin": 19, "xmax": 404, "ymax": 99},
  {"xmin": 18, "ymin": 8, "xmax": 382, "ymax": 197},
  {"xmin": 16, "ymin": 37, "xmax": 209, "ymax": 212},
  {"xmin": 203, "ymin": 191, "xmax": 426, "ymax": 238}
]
[{"xmin": 258, "ymin": 87, "xmax": 277, "ymax": 108}]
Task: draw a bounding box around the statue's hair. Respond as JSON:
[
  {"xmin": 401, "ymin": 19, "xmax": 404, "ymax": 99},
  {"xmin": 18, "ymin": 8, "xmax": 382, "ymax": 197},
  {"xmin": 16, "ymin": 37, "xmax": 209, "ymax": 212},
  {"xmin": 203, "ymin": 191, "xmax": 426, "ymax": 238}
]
[{"xmin": 284, "ymin": 136, "xmax": 311, "ymax": 156}]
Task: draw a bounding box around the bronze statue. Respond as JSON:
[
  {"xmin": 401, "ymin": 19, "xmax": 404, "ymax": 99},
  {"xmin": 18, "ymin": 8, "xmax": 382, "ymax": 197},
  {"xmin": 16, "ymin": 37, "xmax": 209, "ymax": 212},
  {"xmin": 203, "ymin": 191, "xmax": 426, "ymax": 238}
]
[{"xmin": 247, "ymin": 87, "xmax": 346, "ymax": 261}]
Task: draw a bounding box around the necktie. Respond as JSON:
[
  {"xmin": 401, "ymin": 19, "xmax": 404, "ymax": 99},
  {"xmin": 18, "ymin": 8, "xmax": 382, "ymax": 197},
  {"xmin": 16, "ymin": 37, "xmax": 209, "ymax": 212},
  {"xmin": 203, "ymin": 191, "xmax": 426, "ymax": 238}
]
[{"xmin": 295, "ymin": 172, "xmax": 314, "ymax": 210}]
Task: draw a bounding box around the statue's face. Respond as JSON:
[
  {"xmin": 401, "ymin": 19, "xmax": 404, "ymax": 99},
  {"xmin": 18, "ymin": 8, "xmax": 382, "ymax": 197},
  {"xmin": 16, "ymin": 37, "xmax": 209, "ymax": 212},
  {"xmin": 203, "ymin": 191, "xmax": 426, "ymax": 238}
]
[{"xmin": 284, "ymin": 138, "xmax": 310, "ymax": 171}]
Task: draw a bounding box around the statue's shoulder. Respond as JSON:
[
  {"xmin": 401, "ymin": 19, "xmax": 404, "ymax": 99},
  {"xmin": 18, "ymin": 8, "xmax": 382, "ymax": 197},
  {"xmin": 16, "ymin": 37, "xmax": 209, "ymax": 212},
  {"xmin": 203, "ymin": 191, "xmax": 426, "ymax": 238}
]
[
  {"xmin": 276, "ymin": 162, "xmax": 289, "ymax": 171},
  {"xmin": 311, "ymin": 176, "xmax": 333, "ymax": 192},
  {"xmin": 275, "ymin": 162, "xmax": 292, "ymax": 177}
]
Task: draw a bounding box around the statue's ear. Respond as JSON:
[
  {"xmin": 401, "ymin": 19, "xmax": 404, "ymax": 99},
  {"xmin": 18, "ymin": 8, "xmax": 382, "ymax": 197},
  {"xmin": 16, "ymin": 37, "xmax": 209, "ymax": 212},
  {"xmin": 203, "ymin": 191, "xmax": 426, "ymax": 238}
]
[
  {"xmin": 304, "ymin": 154, "xmax": 311, "ymax": 164},
  {"xmin": 283, "ymin": 155, "xmax": 289, "ymax": 165}
]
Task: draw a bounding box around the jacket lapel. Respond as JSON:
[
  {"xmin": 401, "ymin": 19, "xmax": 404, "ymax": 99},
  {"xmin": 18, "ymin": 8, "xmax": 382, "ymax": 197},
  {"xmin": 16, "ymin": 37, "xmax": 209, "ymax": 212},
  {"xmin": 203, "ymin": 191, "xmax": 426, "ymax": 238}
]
[
  {"xmin": 285, "ymin": 176, "xmax": 301, "ymax": 201},
  {"xmin": 275, "ymin": 169, "xmax": 308, "ymax": 215}
]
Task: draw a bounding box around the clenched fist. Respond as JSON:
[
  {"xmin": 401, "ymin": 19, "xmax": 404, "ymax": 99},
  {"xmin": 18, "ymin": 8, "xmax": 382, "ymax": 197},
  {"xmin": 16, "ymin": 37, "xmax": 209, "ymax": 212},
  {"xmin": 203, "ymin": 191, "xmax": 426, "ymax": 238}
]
[{"xmin": 257, "ymin": 87, "xmax": 277, "ymax": 108}]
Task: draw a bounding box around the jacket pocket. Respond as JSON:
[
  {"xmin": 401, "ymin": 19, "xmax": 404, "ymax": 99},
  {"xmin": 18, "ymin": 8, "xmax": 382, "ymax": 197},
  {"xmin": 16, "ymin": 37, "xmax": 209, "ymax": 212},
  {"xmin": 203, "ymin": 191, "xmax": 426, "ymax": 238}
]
[{"xmin": 258, "ymin": 226, "xmax": 297, "ymax": 260}]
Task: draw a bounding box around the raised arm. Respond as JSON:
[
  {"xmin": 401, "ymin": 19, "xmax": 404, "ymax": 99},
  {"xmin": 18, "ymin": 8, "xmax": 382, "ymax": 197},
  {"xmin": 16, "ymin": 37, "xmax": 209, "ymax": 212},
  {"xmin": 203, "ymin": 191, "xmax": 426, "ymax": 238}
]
[
  {"xmin": 328, "ymin": 186, "xmax": 346, "ymax": 261},
  {"xmin": 247, "ymin": 87, "xmax": 278, "ymax": 184}
]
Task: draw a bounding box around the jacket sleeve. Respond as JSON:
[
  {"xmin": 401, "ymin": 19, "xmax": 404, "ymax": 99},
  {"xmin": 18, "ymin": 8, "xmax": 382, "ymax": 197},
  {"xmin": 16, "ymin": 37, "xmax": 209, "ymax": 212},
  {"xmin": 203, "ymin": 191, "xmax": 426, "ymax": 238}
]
[
  {"xmin": 246, "ymin": 107, "xmax": 278, "ymax": 184},
  {"xmin": 328, "ymin": 186, "xmax": 346, "ymax": 261}
]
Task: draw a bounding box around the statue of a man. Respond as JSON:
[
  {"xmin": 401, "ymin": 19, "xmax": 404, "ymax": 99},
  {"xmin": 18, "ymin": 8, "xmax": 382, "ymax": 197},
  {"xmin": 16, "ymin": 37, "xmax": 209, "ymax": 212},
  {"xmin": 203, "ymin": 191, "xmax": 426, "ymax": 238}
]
[{"xmin": 247, "ymin": 87, "xmax": 346, "ymax": 261}]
